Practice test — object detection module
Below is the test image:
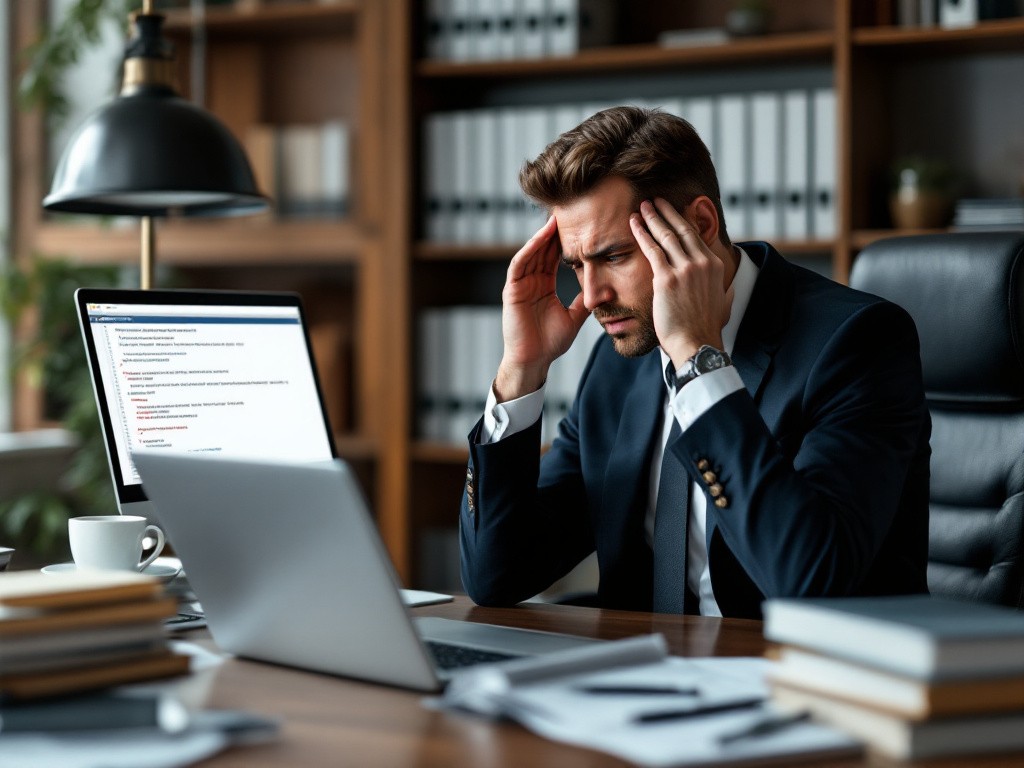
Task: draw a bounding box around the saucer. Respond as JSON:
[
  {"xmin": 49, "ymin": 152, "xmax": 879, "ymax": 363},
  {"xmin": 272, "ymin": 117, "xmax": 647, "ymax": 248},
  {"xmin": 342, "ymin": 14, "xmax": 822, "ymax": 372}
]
[{"xmin": 40, "ymin": 562, "xmax": 181, "ymax": 583}]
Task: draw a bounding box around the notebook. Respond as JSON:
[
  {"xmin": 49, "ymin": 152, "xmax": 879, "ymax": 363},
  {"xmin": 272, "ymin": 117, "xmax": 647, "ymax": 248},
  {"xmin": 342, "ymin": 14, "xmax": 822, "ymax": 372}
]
[
  {"xmin": 75, "ymin": 288, "xmax": 337, "ymax": 521},
  {"xmin": 132, "ymin": 452, "xmax": 598, "ymax": 692}
]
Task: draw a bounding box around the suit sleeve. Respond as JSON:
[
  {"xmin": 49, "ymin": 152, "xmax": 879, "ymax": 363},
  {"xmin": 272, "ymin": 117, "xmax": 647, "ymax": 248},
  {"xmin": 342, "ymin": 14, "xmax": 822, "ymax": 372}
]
[
  {"xmin": 674, "ymin": 300, "xmax": 929, "ymax": 601},
  {"xmin": 459, "ymin": 357, "xmax": 600, "ymax": 607}
]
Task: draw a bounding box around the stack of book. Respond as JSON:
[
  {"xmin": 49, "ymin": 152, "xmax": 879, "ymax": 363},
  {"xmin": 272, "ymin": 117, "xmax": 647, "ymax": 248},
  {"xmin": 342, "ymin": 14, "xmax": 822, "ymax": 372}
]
[
  {"xmin": 0, "ymin": 570, "xmax": 188, "ymax": 701},
  {"xmin": 763, "ymin": 595, "xmax": 1024, "ymax": 760},
  {"xmin": 952, "ymin": 198, "xmax": 1024, "ymax": 231}
]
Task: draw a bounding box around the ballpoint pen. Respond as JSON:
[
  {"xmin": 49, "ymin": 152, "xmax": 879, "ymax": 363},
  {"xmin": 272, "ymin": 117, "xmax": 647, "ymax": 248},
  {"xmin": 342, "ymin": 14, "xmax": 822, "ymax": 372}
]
[
  {"xmin": 633, "ymin": 696, "xmax": 765, "ymax": 724},
  {"xmin": 717, "ymin": 710, "xmax": 812, "ymax": 744},
  {"xmin": 575, "ymin": 685, "xmax": 700, "ymax": 696}
]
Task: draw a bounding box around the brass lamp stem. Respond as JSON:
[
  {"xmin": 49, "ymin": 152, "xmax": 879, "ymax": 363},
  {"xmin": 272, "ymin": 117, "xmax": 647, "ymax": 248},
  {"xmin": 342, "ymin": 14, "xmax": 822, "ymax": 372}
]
[{"xmin": 141, "ymin": 216, "xmax": 155, "ymax": 290}]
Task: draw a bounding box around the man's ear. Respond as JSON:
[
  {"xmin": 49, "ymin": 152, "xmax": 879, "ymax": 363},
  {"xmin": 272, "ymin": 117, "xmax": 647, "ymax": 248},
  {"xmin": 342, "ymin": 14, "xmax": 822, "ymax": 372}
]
[{"xmin": 687, "ymin": 196, "xmax": 720, "ymax": 247}]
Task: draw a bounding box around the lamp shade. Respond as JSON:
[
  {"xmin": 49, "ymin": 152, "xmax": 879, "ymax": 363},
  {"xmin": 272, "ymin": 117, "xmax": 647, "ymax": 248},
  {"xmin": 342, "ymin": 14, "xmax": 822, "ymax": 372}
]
[{"xmin": 43, "ymin": 83, "xmax": 267, "ymax": 218}]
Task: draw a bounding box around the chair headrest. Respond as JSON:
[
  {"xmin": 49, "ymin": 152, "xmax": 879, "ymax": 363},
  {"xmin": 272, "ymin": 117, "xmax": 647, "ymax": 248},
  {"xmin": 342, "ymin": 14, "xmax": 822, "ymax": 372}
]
[{"xmin": 850, "ymin": 232, "xmax": 1024, "ymax": 406}]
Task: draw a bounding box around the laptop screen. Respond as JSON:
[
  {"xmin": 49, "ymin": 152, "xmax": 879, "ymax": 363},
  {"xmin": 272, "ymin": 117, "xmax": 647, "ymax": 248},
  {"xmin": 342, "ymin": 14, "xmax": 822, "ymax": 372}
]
[{"xmin": 75, "ymin": 288, "xmax": 337, "ymax": 515}]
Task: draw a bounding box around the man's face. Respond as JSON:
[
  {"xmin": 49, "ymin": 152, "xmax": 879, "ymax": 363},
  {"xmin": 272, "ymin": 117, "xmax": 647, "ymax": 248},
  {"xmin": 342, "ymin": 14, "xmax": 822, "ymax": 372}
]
[{"xmin": 553, "ymin": 176, "xmax": 658, "ymax": 358}]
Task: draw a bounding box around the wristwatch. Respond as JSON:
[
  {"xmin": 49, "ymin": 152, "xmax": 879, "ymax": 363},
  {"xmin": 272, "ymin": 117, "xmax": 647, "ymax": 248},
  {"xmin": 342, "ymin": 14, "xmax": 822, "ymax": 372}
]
[{"xmin": 676, "ymin": 345, "xmax": 733, "ymax": 388}]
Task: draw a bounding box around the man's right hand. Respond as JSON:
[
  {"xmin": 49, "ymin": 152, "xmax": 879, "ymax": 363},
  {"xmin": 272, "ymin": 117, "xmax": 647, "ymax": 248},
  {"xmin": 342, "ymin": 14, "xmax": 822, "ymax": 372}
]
[{"xmin": 494, "ymin": 216, "xmax": 590, "ymax": 402}]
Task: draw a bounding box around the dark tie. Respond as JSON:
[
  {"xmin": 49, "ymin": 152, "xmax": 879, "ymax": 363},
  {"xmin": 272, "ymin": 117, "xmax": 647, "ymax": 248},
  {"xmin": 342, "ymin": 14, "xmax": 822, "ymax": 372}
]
[{"xmin": 653, "ymin": 373, "xmax": 691, "ymax": 614}]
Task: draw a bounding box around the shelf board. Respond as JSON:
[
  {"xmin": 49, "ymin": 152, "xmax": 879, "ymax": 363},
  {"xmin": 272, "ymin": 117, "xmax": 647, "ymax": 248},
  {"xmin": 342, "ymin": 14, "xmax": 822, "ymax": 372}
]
[
  {"xmin": 34, "ymin": 219, "xmax": 368, "ymax": 266},
  {"xmin": 416, "ymin": 31, "xmax": 835, "ymax": 79},
  {"xmin": 415, "ymin": 238, "xmax": 835, "ymax": 261},
  {"xmin": 162, "ymin": 1, "xmax": 359, "ymax": 37},
  {"xmin": 853, "ymin": 17, "xmax": 1024, "ymax": 54},
  {"xmin": 850, "ymin": 228, "xmax": 949, "ymax": 250}
]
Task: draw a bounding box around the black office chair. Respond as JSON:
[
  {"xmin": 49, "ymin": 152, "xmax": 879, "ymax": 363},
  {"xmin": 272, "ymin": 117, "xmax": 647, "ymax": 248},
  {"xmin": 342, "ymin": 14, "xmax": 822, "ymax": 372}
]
[{"xmin": 850, "ymin": 232, "xmax": 1024, "ymax": 608}]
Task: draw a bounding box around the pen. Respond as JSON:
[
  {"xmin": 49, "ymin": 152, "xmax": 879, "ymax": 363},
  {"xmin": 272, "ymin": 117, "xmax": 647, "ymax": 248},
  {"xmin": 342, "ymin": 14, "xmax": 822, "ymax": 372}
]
[
  {"xmin": 633, "ymin": 696, "xmax": 765, "ymax": 724},
  {"xmin": 576, "ymin": 685, "xmax": 700, "ymax": 696},
  {"xmin": 717, "ymin": 710, "xmax": 812, "ymax": 745}
]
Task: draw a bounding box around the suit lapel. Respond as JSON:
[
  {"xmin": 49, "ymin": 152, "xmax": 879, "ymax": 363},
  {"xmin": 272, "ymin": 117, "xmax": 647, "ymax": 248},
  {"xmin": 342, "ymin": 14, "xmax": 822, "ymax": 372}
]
[{"xmin": 730, "ymin": 242, "xmax": 791, "ymax": 402}]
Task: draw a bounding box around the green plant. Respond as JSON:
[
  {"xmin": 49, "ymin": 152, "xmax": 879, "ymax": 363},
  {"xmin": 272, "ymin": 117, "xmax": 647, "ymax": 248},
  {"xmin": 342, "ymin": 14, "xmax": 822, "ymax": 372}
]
[
  {"xmin": 19, "ymin": 0, "xmax": 138, "ymax": 126},
  {"xmin": 0, "ymin": 258, "xmax": 122, "ymax": 560},
  {"xmin": 890, "ymin": 155, "xmax": 956, "ymax": 193}
]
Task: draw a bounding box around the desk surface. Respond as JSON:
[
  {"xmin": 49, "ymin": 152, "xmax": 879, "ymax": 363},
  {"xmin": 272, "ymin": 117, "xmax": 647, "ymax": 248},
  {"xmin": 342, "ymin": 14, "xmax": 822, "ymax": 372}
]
[{"xmin": 196, "ymin": 596, "xmax": 1020, "ymax": 767}]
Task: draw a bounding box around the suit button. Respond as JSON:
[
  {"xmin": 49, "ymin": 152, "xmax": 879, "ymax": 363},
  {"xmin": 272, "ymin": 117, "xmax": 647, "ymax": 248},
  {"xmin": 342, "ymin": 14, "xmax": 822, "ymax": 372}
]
[
  {"xmin": 708, "ymin": 483, "xmax": 723, "ymax": 498},
  {"xmin": 714, "ymin": 496, "xmax": 729, "ymax": 509},
  {"xmin": 697, "ymin": 459, "xmax": 710, "ymax": 471},
  {"xmin": 702, "ymin": 470, "xmax": 717, "ymax": 485}
]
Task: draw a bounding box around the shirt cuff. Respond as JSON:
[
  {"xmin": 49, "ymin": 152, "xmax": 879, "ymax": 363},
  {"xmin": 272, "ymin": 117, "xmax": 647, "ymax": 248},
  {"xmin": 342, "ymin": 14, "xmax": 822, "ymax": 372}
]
[
  {"xmin": 671, "ymin": 366, "xmax": 745, "ymax": 432},
  {"xmin": 480, "ymin": 382, "xmax": 546, "ymax": 444}
]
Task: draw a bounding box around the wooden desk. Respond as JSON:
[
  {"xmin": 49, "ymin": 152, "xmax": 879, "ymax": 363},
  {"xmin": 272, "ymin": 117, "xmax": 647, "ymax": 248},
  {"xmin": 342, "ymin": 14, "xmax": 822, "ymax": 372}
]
[{"xmin": 195, "ymin": 597, "xmax": 1019, "ymax": 767}]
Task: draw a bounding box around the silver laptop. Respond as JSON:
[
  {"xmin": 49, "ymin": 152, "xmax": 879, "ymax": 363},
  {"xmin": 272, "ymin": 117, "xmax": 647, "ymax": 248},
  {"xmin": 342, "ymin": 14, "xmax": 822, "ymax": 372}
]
[{"xmin": 132, "ymin": 451, "xmax": 597, "ymax": 692}]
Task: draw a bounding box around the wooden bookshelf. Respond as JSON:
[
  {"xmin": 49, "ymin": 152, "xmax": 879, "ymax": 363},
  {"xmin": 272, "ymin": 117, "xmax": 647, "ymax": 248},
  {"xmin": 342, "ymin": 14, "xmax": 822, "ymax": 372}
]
[{"xmin": 12, "ymin": 0, "xmax": 1024, "ymax": 588}]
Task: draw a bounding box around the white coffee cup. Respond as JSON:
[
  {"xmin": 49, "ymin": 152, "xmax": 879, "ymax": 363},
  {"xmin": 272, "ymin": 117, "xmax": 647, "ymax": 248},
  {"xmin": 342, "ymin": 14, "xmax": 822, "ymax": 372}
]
[{"xmin": 69, "ymin": 515, "xmax": 166, "ymax": 572}]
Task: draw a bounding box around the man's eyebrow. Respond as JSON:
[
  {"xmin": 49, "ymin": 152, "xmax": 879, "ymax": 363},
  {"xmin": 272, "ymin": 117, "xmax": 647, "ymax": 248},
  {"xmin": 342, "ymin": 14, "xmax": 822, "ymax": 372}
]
[{"xmin": 560, "ymin": 241, "xmax": 634, "ymax": 266}]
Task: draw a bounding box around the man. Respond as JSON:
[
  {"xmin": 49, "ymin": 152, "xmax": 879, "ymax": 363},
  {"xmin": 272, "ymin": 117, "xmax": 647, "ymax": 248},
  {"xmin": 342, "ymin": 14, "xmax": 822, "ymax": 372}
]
[{"xmin": 460, "ymin": 106, "xmax": 930, "ymax": 618}]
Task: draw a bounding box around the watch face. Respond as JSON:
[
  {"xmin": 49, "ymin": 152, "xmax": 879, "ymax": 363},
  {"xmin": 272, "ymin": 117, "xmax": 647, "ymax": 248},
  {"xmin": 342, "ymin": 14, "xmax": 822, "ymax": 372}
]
[{"xmin": 695, "ymin": 346, "xmax": 729, "ymax": 373}]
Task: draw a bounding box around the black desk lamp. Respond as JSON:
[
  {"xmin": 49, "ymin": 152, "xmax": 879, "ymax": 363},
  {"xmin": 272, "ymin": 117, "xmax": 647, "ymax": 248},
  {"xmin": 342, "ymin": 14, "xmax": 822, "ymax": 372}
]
[{"xmin": 42, "ymin": 0, "xmax": 268, "ymax": 288}]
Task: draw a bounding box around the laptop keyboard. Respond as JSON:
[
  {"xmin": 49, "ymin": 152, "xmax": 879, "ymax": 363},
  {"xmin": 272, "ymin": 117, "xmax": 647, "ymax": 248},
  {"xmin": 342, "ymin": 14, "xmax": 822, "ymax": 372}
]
[{"xmin": 425, "ymin": 641, "xmax": 519, "ymax": 670}]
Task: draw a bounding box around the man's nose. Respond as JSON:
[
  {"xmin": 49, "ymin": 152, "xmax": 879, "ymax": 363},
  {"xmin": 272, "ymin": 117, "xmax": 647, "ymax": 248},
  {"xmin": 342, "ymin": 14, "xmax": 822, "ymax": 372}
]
[{"xmin": 580, "ymin": 265, "xmax": 613, "ymax": 311}]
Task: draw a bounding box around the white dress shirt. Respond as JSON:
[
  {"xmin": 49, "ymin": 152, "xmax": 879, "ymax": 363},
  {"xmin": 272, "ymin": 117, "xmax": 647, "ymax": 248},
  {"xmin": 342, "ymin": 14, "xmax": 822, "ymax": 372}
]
[{"xmin": 480, "ymin": 248, "xmax": 760, "ymax": 616}]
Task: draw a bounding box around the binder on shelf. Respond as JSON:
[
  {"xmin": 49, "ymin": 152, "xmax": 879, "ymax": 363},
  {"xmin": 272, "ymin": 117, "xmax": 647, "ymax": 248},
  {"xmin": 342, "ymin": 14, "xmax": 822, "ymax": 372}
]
[
  {"xmin": 471, "ymin": 110, "xmax": 501, "ymax": 244},
  {"xmin": 547, "ymin": 0, "xmax": 616, "ymax": 58},
  {"xmin": 716, "ymin": 94, "xmax": 749, "ymax": 241},
  {"xmin": 320, "ymin": 120, "xmax": 351, "ymax": 217},
  {"xmin": 417, "ymin": 308, "xmax": 450, "ymax": 442},
  {"xmin": 496, "ymin": 0, "xmax": 519, "ymax": 59},
  {"xmin": 423, "ymin": 112, "xmax": 455, "ymax": 242},
  {"xmin": 473, "ymin": 0, "xmax": 503, "ymax": 60},
  {"xmin": 448, "ymin": 0, "xmax": 474, "ymax": 61},
  {"xmin": 681, "ymin": 97, "xmax": 716, "ymax": 161},
  {"xmin": 519, "ymin": 106, "xmax": 552, "ymax": 240},
  {"xmin": 782, "ymin": 90, "xmax": 811, "ymax": 240},
  {"xmin": 499, "ymin": 108, "xmax": 525, "ymax": 245},
  {"xmin": 519, "ymin": 0, "xmax": 548, "ymax": 59},
  {"xmin": 811, "ymin": 88, "xmax": 837, "ymax": 240},
  {"xmin": 425, "ymin": 0, "xmax": 451, "ymax": 59},
  {"xmin": 749, "ymin": 91, "xmax": 781, "ymax": 240},
  {"xmin": 939, "ymin": 0, "xmax": 977, "ymax": 27},
  {"xmin": 452, "ymin": 110, "xmax": 475, "ymax": 244}
]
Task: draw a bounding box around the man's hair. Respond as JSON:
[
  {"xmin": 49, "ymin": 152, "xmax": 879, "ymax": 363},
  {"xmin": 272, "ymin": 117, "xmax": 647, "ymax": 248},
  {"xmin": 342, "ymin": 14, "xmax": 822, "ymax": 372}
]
[{"xmin": 519, "ymin": 106, "xmax": 730, "ymax": 246}]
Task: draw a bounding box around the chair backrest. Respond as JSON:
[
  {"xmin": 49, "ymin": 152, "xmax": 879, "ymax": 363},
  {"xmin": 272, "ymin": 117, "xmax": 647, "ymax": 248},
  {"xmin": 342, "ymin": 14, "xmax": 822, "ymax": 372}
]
[{"xmin": 850, "ymin": 232, "xmax": 1024, "ymax": 608}]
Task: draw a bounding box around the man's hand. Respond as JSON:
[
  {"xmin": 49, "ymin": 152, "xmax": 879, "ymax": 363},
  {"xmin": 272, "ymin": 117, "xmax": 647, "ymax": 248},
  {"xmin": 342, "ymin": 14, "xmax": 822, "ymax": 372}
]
[
  {"xmin": 495, "ymin": 216, "xmax": 590, "ymax": 402},
  {"xmin": 629, "ymin": 199, "xmax": 734, "ymax": 367}
]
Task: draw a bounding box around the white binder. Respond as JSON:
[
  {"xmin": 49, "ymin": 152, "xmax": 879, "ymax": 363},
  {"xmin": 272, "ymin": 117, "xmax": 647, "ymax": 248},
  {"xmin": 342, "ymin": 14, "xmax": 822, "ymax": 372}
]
[
  {"xmin": 750, "ymin": 91, "xmax": 781, "ymax": 240},
  {"xmin": 716, "ymin": 95, "xmax": 749, "ymax": 241},
  {"xmin": 425, "ymin": 0, "xmax": 451, "ymax": 60},
  {"xmin": 451, "ymin": 110, "xmax": 475, "ymax": 243},
  {"xmin": 449, "ymin": 0, "xmax": 474, "ymax": 61},
  {"xmin": 496, "ymin": 0, "xmax": 519, "ymax": 59},
  {"xmin": 782, "ymin": 90, "xmax": 811, "ymax": 241},
  {"xmin": 498, "ymin": 108, "xmax": 525, "ymax": 244},
  {"xmin": 811, "ymin": 88, "xmax": 836, "ymax": 240},
  {"xmin": 471, "ymin": 110, "xmax": 501, "ymax": 243},
  {"xmin": 519, "ymin": 106, "xmax": 551, "ymax": 240},
  {"xmin": 681, "ymin": 96, "xmax": 716, "ymax": 160},
  {"xmin": 519, "ymin": 0, "xmax": 548, "ymax": 59}
]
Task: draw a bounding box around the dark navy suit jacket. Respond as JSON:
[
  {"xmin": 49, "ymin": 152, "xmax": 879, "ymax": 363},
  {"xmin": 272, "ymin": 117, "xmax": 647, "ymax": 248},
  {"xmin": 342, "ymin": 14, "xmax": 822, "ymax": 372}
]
[{"xmin": 460, "ymin": 243, "xmax": 931, "ymax": 618}]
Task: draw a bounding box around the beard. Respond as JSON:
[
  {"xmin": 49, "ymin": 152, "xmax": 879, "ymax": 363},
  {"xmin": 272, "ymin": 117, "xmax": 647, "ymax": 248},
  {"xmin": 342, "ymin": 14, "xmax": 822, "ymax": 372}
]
[{"xmin": 593, "ymin": 296, "xmax": 659, "ymax": 359}]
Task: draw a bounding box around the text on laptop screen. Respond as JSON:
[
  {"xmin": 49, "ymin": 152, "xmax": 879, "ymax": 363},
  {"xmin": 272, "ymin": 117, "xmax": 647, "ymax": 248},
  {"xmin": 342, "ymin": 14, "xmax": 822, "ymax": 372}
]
[{"xmin": 84, "ymin": 300, "xmax": 334, "ymax": 489}]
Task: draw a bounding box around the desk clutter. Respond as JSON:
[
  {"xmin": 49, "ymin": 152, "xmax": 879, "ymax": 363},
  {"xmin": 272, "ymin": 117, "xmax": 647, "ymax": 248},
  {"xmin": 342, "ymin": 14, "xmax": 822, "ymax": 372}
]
[
  {"xmin": 0, "ymin": 570, "xmax": 187, "ymax": 700},
  {"xmin": 435, "ymin": 634, "xmax": 861, "ymax": 767},
  {"xmin": 0, "ymin": 570, "xmax": 279, "ymax": 766},
  {"xmin": 763, "ymin": 595, "xmax": 1024, "ymax": 760}
]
